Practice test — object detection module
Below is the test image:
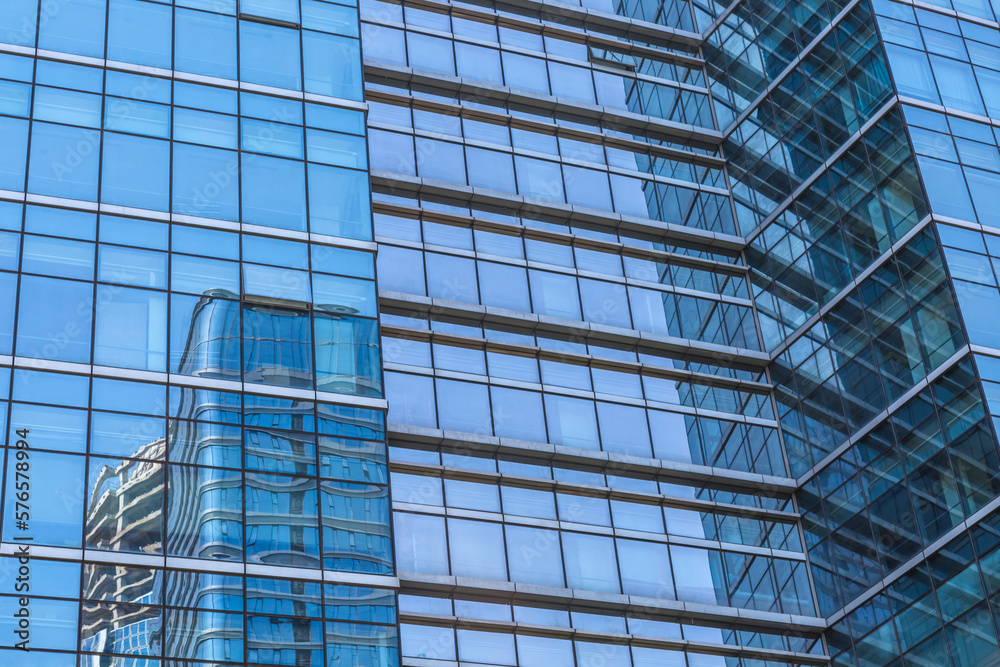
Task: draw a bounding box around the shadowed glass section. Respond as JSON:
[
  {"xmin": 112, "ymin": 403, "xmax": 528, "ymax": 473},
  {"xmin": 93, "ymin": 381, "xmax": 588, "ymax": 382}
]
[
  {"xmin": 748, "ymin": 108, "xmax": 928, "ymax": 349},
  {"xmin": 772, "ymin": 229, "xmax": 965, "ymax": 475}
]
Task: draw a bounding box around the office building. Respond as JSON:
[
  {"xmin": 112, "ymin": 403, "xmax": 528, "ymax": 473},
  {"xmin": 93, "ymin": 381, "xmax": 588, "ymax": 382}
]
[{"xmin": 2, "ymin": 0, "xmax": 1000, "ymax": 665}]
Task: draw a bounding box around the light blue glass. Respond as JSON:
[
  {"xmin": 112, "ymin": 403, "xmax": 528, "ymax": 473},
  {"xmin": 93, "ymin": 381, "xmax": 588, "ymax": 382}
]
[
  {"xmin": 37, "ymin": 0, "xmax": 106, "ymax": 57},
  {"xmin": 244, "ymin": 473, "xmax": 320, "ymax": 566},
  {"xmin": 456, "ymin": 43, "xmax": 503, "ymax": 84},
  {"xmin": 240, "ymin": 21, "xmax": 302, "ymax": 90},
  {"xmin": 0, "ymin": 271, "xmax": 15, "ymax": 353},
  {"xmin": 0, "ymin": 0, "xmax": 38, "ymax": 47},
  {"xmin": 16, "ymin": 275, "xmax": 92, "ymax": 362},
  {"xmin": 28, "ymin": 122, "xmax": 100, "ymax": 200},
  {"xmin": 670, "ymin": 545, "xmax": 722, "ymax": 604},
  {"xmin": 94, "ymin": 285, "xmax": 168, "ymax": 371},
  {"xmin": 175, "ymin": 8, "xmax": 238, "ymax": 80},
  {"xmin": 303, "ymin": 0, "xmax": 359, "ymax": 36},
  {"xmin": 108, "ymin": 0, "xmax": 172, "ymax": 68},
  {"xmin": 561, "ymin": 532, "xmax": 619, "ymax": 592},
  {"xmin": 32, "ymin": 87, "xmax": 102, "ymax": 128},
  {"xmin": 171, "ymin": 254, "xmax": 240, "ymax": 295},
  {"xmin": 3, "ymin": 449, "xmax": 84, "ymax": 546},
  {"xmin": 306, "ymin": 129, "xmax": 367, "ymax": 168},
  {"xmin": 544, "ymin": 394, "xmax": 599, "ymax": 449},
  {"xmin": 884, "ymin": 44, "xmax": 940, "ymax": 103},
  {"xmin": 467, "ymin": 148, "xmax": 516, "ymax": 192},
  {"xmin": 394, "ymin": 513, "xmax": 449, "ymax": 574},
  {"xmin": 516, "ymin": 156, "xmax": 565, "ymax": 201},
  {"xmin": 502, "ymin": 52, "xmax": 549, "ymax": 94},
  {"xmin": 243, "ymin": 263, "xmax": 312, "ymax": 302},
  {"xmin": 0, "ymin": 80, "xmax": 30, "ymax": 118},
  {"xmin": 516, "ymin": 635, "xmax": 575, "ymax": 667},
  {"xmin": 175, "ymin": 81, "xmax": 239, "ymax": 114},
  {"xmin": 406, "ymin": 33, "xmax": 455, "ymax": 75},
  {"xmin": 448, "ymin": 518, "xmax": 507, "ymax": 579},
  {"xmin": 458, "ymin": 630, "xmax": 516, "ymax": 665},
  {"xmin": 308, "ymin": 164, "xmax": 372, "ymax": 239},
  {"xmin": 9, "ymin": 404, "xmax": 87, "ymax": 452},
  {"xmin": 304, "ymin": 31, "xmax": 364, "ymax": 100},
  {"xmin": 98, "ymin": 245, "xmax": 168, "ymax": 288},
  {"xmin": 93, "ymin": 377, "xmax": 166, "ymax": 416},
  {"xmin": 597, "ymin": 402, "xmax": 651, "ymax": 456},
  {"xmin": 916, "ymin": 156, "xmax": 976, "ymax": 220},
  {"xmin": 26, "ymin": 206, "xmax": 95, "ymax": 240},
  {"xmin": 311, "ymin": 245, "xmax": 374, "ymax": 278},
  {"xmin": 100, "ymin": 217, "xmax": 167, "ymax": 251},
  {"xmin": 306, "ymin": 104, "xmax": 365, "ymax": 135},
  {"xmin": 107, "ymin": 70, "xmax": 171, "ymax": 103},
  {"xmin": 101, "ymin": 133, "xmax": 171, "ymax": 211},
  {"xmin": 35, "ymin": 60, "xmax": 103, "ymax": 92},
  {"xmin": 105, "ymin": 98, "xmax": 171, "ymax": 138},
  {"xmin": 313, "ymin": 273, "xmax": 376, "ymax": 316},
  {"xmin": 21, "ymin": 235, "xmax": 93, "ymax": 280},
  {"xmin": 172, "ymin": 143, "xmax": 240, "ymax": 221},
  {"xmin": 90, "ymin": 411, "xmax": 166, "ymax": 458},
  {"xmin": 13, "ymin": 369, "xmax": 87, "ymax": 408},
  {"xmin": 384, "ymin": 372, "xmax": 436, "ymax": 428},
  {"xmin": 173, "ymin": 224, "xmax": 239, "ymax": 260},
  {"xmin": 564, "ymin": 165, "xmax": 613, "ymax": 211},
  {"xmin": 242, "ymin": 118, "xmax": 304, "ymax": 158},
  {"xmin": 241, "ymin": 154, "xmax": 307, "ymax": 230},
  {"xmin": 0, "ymin": 117, "xmax": 28, "ymax": 190},
  {"xmin": 436, "ymin": 379, "xmax": 491, "ymax": 434},
  {"xmin": 617, "ymin": 538, "xmax": 672, "ymax": 597},
  {"xmin": 490, "ymin": 386, "xmax": 545, "ymax": 442},
  {"xmin": 241, "ymin": 0, "xmax": 300, "ymax": 22},
  {"xmin": 0, "ymin": 597, "xmax": 78, "ymax": 653}
]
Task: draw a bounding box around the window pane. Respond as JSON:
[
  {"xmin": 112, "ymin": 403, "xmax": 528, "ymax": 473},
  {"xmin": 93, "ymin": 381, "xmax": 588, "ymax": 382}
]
[
  {"xmin": 102, "ymin": 133, "xmax": 170, "ymax": 211},
  {"xmin": 240, "ymin": 21, "xmax": 302, "ymax": 90},
  {"xmin": 394, "ymin": 513, "xmax": 449, "ymax": 574},
  {"xmin": 448, "ymin": 518, "xmax": 507, "ymax": 579},
  {"xmin": 17, "ymin": 275, "xmax": 92, "ymax": 363},
  {"xmin": 94, "ymin": 285, "xmax": 168, "ymax": 372},
  {"xmin": 505, "ymin": 525, "xmax": 564, "ymax": 586},
  {"xmin": 561, "ymin": 532, "xmax": 619, "ymax": 593}
]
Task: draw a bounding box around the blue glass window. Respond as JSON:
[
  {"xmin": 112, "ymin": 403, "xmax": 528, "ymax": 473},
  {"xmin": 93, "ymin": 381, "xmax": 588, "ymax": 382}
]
[
  {"xmin": 175, "ymin": 9, "xmax": 238, "ymax": 80},
  {"xmin": 101, "ymin": 133, "xmax": 171, "ymax": 211},
  {"xmin": 37, "ymin": 0, "xmax": 106, "ymax": 57},
  {"xmin": 17, "ymin": 276, "xmax": 92, "ymax": 363},
  {"xmin": 241, "ymin": 154, "xmax": 308, "ymax": 231},
  {"xmin": 240, "ymin": 21, "xmax": 302, "ymax": 90},
  {"xmin": 304, "ymin": 31, "xmax": 363, "ymax": 100},
  {"xmin": 108, "ymin": 0, "xmax": 172, "ymax": 68}
]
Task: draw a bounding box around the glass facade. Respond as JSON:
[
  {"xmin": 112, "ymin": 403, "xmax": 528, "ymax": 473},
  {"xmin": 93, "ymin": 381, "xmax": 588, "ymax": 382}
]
[{"xmin": 4, "ymin": 0, "xmax": 1000, "ymax": 665}]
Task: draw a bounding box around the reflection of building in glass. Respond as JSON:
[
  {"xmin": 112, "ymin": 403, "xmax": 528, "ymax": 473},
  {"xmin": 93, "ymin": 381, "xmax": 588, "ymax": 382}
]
[
  {"xmin": 75, "ymin": 297, "xmax": 394, "ymax": 662},
  {"xmin": 175, "ymin": 289, "xmax": 382, "ymax": 396}
]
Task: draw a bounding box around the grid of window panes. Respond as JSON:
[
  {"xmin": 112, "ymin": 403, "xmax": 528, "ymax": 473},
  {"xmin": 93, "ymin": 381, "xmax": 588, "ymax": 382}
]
[
  {"xmin": 354, "ymin": 0, "xmax": 836, "ymax": 659},
  {"xmin": 0, "ymin": 369, "xmax": 391, "ymax": 566},
  {"xmin": 359, "ymin": 0, "xmax": 714, "ymax": 127},
  {"xmin": 0, "ymin": 0, "xmax": 402, "ymax": 663},
  {"xmin": 0, "ymin": 559, "xmax": 399, "ymax": 667},
  {"xmin": 365, "ymin": 89, "xmax": 734, "ymax": 232}
]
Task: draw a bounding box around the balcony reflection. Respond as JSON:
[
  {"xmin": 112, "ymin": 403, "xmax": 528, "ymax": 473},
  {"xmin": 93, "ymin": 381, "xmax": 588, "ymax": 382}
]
[{"xmin": 77, "ymin": 291, "xmax": 395, "ymax": 662}]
